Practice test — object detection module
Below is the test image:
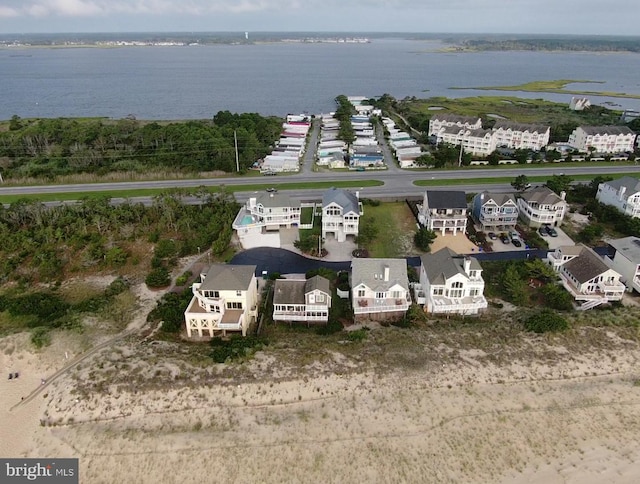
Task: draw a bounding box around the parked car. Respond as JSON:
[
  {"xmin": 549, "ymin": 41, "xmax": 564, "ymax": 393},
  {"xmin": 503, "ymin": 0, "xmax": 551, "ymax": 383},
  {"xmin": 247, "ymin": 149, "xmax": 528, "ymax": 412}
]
[
  {"xmin": 538, "ymin": 226, "xmax": 548, "ymax": 236},
  {"xmin": 262, "ymin": 171, "xmax": 277, "ymax": 176},
  {"xmin": 509, "ymin": 230, "xmax": 523, "ymax": 247},
  {"xmin": 266, "ymin": 187, "xmax": 277, "ymax": 193},
  {"xmin": 500, "ymin": 233, "xmax": 510, "ymax": 244},
  {"xmin": 546, "ymin": 226, "xmax": 558, "ymax": 237},
  {"xmin": 511, "ymin": 238, "xmax": 522, "ymax": 247},
  {"xmin": 488, "ymin": 232, "xmax": 497, "ymax": 240}
]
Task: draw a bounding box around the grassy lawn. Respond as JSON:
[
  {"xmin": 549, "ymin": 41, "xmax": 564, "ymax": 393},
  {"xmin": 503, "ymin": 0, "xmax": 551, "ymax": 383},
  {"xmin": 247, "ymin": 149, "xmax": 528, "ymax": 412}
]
[
  {"xmin": 361, "ymin": 202, "xmax": 418, "ymax": 258},
  {"xmin": 300, "ymin": 207, "xmax": 314, "ymax": 224}
]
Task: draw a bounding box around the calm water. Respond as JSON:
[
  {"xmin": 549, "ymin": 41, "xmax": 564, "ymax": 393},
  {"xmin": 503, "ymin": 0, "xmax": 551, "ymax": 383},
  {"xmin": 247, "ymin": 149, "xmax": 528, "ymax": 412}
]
[{"xmin": 2, "ymin": 39, "xmax": 640, "ymax": 120}]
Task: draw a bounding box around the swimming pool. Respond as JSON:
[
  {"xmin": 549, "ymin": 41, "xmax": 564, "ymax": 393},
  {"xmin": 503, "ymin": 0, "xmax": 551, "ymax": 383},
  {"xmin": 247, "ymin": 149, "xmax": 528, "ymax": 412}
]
[{"xmin": 240, "ymin": 215, "xmax": 254, "ymax": 225}]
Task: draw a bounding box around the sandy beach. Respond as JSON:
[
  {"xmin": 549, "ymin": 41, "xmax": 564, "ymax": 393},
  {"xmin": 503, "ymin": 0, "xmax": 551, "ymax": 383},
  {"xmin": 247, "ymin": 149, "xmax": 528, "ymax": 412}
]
[{"xmin": 2, "ymin": 282, "xmax": 640, "ymax": 483}]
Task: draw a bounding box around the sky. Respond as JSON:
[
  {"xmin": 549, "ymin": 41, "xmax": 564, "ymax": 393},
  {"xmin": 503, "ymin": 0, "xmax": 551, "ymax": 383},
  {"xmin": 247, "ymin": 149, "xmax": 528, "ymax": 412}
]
[{"xmin": 0, "ymin": 0, "xmax": 637, "ymax": 35}]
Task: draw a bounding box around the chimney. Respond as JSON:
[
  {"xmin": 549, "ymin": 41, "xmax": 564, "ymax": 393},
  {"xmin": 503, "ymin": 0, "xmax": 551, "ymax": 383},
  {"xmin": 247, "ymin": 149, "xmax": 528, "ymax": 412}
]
[
  {"xmin": 355, "ymin": 191, "xmax": 360, "ymax": 200},
  {"xmin": 619, "ymin": 186, "xmax": 626, "ymax": 201},
  {"xmin": 383, "ymin": 265, "xmax": 390, "ymax": 282},
  {"xmin": 463, "ymin": 257, "xmax": 471, "ymax": 274},
  {"xmin": 560, "ymin": 191, "xmax": 566, "ymax": 201}
]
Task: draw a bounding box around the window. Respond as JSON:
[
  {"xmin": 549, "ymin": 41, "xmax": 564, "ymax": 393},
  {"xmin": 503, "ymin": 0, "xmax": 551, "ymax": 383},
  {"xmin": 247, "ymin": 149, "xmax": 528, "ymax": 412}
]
[
  {"xmin": 227, "ymin": 302, "xmax": 243, "ymax": 310},
  {"xmin": 391, "ymin": 291, "xmax": 401, "ymax": 298},
  {"xmin": 452, "ymin": 281, "xmax": 463, "ymax": 289},
  {"xmin": 470, "ymin": 289, "xmax": 479, "ymax": 297},
  {"xmin": 433, "ymin": 287, "xmax": 443, "ymax": 295},
  {"xmin": 236, "ymin": 290, "xmax": 242, "ymax": 297},
  {"xmin": 376, "ymin": 292, "xmax": 385, "ymax": 299},
  {"xmin": 358, "ymin": 289, "xmax": 365, "ymax": 297},
  {"xmin": 315, "ymin": 294, "xmax": 324, "ymax": 303}
]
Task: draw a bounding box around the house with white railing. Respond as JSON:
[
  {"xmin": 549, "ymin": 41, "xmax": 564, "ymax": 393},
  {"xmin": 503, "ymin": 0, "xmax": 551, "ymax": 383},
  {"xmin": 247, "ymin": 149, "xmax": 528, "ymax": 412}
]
[
  {"xmin": 492, "ymin": 121, "xmax": 550, "ymax": 151},
  {"xmin": 351, "ymin": 258, "xmax": 411, "ymax": 321},
  {"xmin": 471, "ymin": 192, "xmax": 518, "ymax": 231},
  {"xmin": 547, "ymin": 245, "xmax": 625, "ymax": 310},
  {"xmin": 517, "ymin": 186, "xmax": 567, "ymax": 227},
  {"xmin": 322, "ymin": 187, "xmax": 363, "ymax": 243},
  {"xmin": 596, "ymin": 176, "xmax": 640, "ymax": 218},
  {"xmin": 418, "ymin": 190, "xmax": 468, "ymax": 235},
  {"xmin": 435, "ymin": 126, "xmax": 496, "ymax": 156},
  {"xmin": 605, "ymin": 236, "xmax": 640, "ymax": 293},
  {"xmin": 184, "ymin": 264, "xmax": 259, "ymax": 337},
  {"xmin": 428, "ymin": 114, "xmax": 482, "ymax": 136},
  {"xmin": 568, "ymin": 126, "xmax": 636, "ymax": 153},
  {"xmin": 272, "ymin": 275, "xmax": 332, "ymax": 325},
  {"xmin": 414, "ymin": 248, "xmax": 487, "ymax": 315}
]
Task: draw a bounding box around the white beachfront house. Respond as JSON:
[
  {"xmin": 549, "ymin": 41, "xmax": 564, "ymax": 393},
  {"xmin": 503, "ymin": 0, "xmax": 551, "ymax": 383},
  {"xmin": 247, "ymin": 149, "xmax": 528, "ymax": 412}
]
[
  {"xmin": 517, "ymin": 186, "xmax": 567, "ymax": 227},
  {"xmin": 596, "ymin": 176, "xmax": 640, "ymax": 218},
  {"xmin": 272, "ymin": 275, "xmax": 332, "ymax": 325},
  {"xmin": 322, "ymin": 187, "xmax": 363, "ymax": 242},
  {"xmin": 547, "ymin": 245, "xmax": 625, "ymax": 310},
  {"xmin": 428, "ymin": 114, "xmax": 482, "ymax": 136},
  {"xmin": 350, "ymin": 258, "xmax": 411, "ymax": 321},
  {"xmin": 184, "ymin": 264, "xmax": 259, "ymax": 337},
  {"xmin": 414, "ymin": 248, "xmax": 487, "ymax": 315},
  {"xmin": 605, "ymin": 236, "xmax": 640, "ymax": 293},
  {"xmin": 418, "ymin": 190, "xmax": 468, "ymax": 235},
  {"xmin": 471, "ymin": 192, "xmax": 518, "ymax": 232},
  {"xmin": 568, "ymin": 126, "xmax": 637, "ymax": 153},
  {"xmin": 434, "ymin": 127, "xmax": 496, "ymax": 156},
  {"xmin": 492, "ymin": 121, "xmax": 550, "ymax": 151}
]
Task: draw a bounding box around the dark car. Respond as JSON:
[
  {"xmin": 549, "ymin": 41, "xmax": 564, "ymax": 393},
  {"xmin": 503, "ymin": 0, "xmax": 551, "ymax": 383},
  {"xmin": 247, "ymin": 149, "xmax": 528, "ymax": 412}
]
[
  {"xmin": 488, "ymin": 232, "xmax": 497, "ymax": 240},
  {"xmin": 266, "ymin": 187, "xmax": 277, "ymax": 193},
  {"xmin": 546, "ymin": 226, "xmax": 558, "ymax": 237},
  {"xmin": 538, "ymin": 226, "xmax": 548, "ymax": 236},
  {"xmin": 500, "ymin": 233, "xmax": 510, "ymax": 244},
  {"xmin": 511, "ymin": 238, "xmax": 522, "ymax": 247}
]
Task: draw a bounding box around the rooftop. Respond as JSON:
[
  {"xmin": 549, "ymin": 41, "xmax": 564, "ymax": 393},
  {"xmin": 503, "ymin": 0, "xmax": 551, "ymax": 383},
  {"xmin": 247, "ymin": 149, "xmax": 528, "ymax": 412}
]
[
  {"xmin": 562, "ymin": 245, "xmax": 610, "ymax": 284},
  {"xmin": 199, "ymin": 264, "xmax": 256, "ymax": 292},
  {"xmin": 351, "ymin": 258, "xmax": 409, "ymax": 292},
  {"xmin": 425, "ymin": 190, "xmax": 468, "ymax": 210},
  {"xmin": 421, "ymin": 247, "xmax": 482, "ymax": 285}
]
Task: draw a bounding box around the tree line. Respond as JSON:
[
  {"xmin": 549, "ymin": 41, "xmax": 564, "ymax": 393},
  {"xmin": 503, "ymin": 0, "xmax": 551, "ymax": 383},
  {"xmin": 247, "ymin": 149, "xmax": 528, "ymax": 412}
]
[{"xmin": 0, "ymin": 111, "xmax": 283, "ymax": 180}]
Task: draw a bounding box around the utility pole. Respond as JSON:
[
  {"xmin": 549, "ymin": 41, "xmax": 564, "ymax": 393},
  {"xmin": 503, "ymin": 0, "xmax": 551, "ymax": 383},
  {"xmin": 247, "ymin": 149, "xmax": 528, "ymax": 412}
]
[{"xmin": 234, "ymin": 129, "xmax": 240, "ymax": 172}]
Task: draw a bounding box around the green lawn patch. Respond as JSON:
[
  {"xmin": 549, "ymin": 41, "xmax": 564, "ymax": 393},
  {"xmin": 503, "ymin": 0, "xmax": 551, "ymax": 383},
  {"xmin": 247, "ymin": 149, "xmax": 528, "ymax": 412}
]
[{"xmin": 360, "ymin": 202, "xmax": 417, "ymax": 258}]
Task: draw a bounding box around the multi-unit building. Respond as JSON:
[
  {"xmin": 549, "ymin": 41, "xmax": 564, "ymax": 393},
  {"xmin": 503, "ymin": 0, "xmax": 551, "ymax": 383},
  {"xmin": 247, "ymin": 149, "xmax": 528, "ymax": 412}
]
[
  {"xmin": 492, "ymin": 121, "xmax": 550, "ymax": 151},
  {"xmin": 471, "ymin": 192, "xmax": 518, "ymax": 232},
  {"xmin": 596, "ymin": 176, "xmax": 640, "ymax": 218},
  {"xmin": 322, "ymin": 188, "xmax": 363, "ymax": 242},
  {"xmin": 184, "ymin": 264, "xmax": 259, "ymax": 337},
  {"xmin": 272, "ymin": 275, "xmax": 332, "ymax": 325},
  {"xmin": 605, "ymin": 236, "xmax": 640, "ymax": 293},
  {"xmin": 418, "ymin": 190, "xmax": 468, "ymax": 235},
  {"xmin": 568, "ymin": 126, "xmax": 637, "ymax": 153},
  {"xmin": 428, "ymin": 114, "xmax": 482, "ymax": 136},
  {"xmin": 435, "ymin": 127, "xmax": 496, "ymax": 156},
  {"xmin": 517, "ymin": 186, "xmax": 567, "ymax": 227},
  {"xmin": 350, "ymin": 258, "xmax": 411, "ymax": 321},
  {"xmin": 414, "ymin": 248, "xmax": 487, "ymax": 315},
  {"xmin": 547, "ymin": 245, "xmax": 625, "ymax": 310}
]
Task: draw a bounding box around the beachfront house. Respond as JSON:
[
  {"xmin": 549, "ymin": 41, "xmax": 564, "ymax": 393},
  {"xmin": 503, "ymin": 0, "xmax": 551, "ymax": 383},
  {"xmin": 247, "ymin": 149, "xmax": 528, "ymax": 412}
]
[
  {"xmin": 472, "ymin": 192, "xmax": 518, "ymax": 232},
  {"xmin": 434, "ymin": 127, "xmax": 496, "ymax": 156},
  {"xmin": 517, "ymin": 186, "xmax": 567, "ymax": 227},
  {"xmin": 428, "ymin": 114, "xmax": 482, "ymax": 136},
  {"xmin": 547, "ymin": 245, "xmax": 625, "ymax": 310},
  {"xmin": 492, "ymin": 121, "xmax": 550, "ymax": 151},
  {"xmin": 605, "ymin": 236, "xmax": 640, "ymax": 293},
  {"xmin": 272, "ymin": 275, "xmax": 332, "ymax": 325},
  {"xmin": 418, "ymin": 190, "xmax": 468, "ymax": 235},
  {"xmin": 322, "ymin": 187, "xmax": 363, "ymax": 242},
  {"xmin": 568, "ymin": 126, "xmax": 637, "ymax": 153},
  {"xmin": 596, "ymin": 176, "xmax": 640, "ymax": 218},
  {"xmin": 184, "ymin": 264, "xmax": 259, "ymax": 337},
  {"xmin": 414, "ymin": 248, "xmax": 487, "ymax": 315},
  {"xmin": 350, "ymin": 258, "xmax": 411, "ymax": 321}
]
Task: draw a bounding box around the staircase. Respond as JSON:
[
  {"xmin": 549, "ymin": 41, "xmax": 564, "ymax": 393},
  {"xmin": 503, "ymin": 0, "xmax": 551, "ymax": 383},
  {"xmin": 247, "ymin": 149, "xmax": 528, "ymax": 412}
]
[{"xmin": 579, "ymin": 298, "xmax": 605, "ymax": 311}]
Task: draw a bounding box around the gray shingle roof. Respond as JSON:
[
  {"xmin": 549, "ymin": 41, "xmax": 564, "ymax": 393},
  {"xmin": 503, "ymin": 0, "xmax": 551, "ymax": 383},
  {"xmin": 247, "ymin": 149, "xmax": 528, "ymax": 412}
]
[
  {"xmin": 601, "ymin": 176, "xmax": 640, "ymax": 194},
  {"xmin": 563, "ymin": 246, "xmax": 610, "ymax": 284},
  {"xmin": 493, "ymin": 121, "xmax": 550, "ymax": 134},
  {"xmin": 200, "ymin": 264, "xmax": 256, "ymax": 291},
  {"xmin": 478, "ymin": 192, "xmax": 516, "ymax": 206},
  {"xmin": 322, "ymin": 187, "xmax": 359, "ymax": 213},
  {"xmin": 607, "ymin": 236, "xmax": 640, "ymax": 263},
  {"xmin": 578, "ymin": 126, "xmax": 636, "ymax": 136},
  {"xmin": 420, "ymin": 248, "xmax": 482, "ymax": 284},
  {"xmin": 256, "ymin": 192, "xmax": 301, "ymax": 208},
  {"xmin": 273, "ymin": 276, "xmax": 331, "ymax": 305},
  {"xmin": 426, "ymin": 190, "xmax": 468, "ymax": 209},
  {"xmin": 351, "ymin": 258, "xmax": 409, "ymax": 292},
  {"xmin": 520, "ymin": 186, "xmax": 564, "ymax": 205},
  {"xmin": 431, "ymin": 114, "xmax": 481, "ymax": 124},
  {"xmin": 305, "ymin": 275, "xmax": 331, "ymax": 295}
]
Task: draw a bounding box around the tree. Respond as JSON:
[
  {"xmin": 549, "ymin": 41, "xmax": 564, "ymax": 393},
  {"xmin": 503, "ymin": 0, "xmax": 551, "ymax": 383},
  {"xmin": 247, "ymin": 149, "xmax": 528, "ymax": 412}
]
[
  {"xmin": 414, "ymin": 227, "xmax": 437, "ymax": 252},
  {"xmin": 145, "ymin": 267, "xmax": 171, "ymax": 289},
  {"xmin": 541, "ymin": 284, "xmax": 574, "ymax": 311},
  {"xmin": 525, "ymin": 258, "xmax": 557, "ymax": 283},
  {"xmin": 511, "ymin": 174, "xmax": 530, "ymax": 192},
  {"xmin": 487, "ymin": 151, "xmax": 501, "ymax": 165},
  {"xmin": 355, "ymin": 218, "xmax": 378, "ymax": 246},
  {"xmin": 514, "ymin": 149, "xmax": 529, "ymax": 164},
  {"xmin": 546, "ymin": 174, "xmax": 573, "ymax": 194},
  {"xmin": 523, "ymin": 309, "xmax": 569, "ymax": 333},
  {"xmin": 503, "ymin": 264, "xmax": 528, "ymax": 305}
]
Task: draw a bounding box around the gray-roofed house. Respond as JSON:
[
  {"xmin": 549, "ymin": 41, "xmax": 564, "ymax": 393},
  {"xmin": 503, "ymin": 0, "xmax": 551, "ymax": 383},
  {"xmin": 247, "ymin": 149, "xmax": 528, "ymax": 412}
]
[
  {"xmin": 596, "ymin": 176, "xmax": 640, "ymax": 218},
  {"xmin": 568, "ymin": 126, "xmax": 637, "ymax": 153},
  {"xmin": 351, "ymin": 258, "xmax": 411, "ymax": 321},
  {"xmin": 428, "ymin": 114, "xmax": 482, "ymax": 136},
  {"xmin": 435, "ymin": 127, "xmax": 496, "ymax": 156},
  {"xmin": 322, "ymin": 187, "xmax": 363, "ymax": 242},
  {"xmin": 472, "ymin": 192, "xmax": 518, "ymax": 231},
  {"xmin": 272, "ymin": 275, "xmax": 332, "ymax": 325},
  {"xmin": 517, "ymin": 186, "xmax": 567, "ymax": 227},
  {"xmin": 492, "ymin": 121, "xmax": 550, "ymax": 151},
  {"xmin": 605, "ymin": 236, "xmax": 640, "ymax": 293},
  {"xmin": 418, "ymin": 190, "xmax": 468, "ymax": 235},
  {"xmin": 547, "ymin": 245, "xmax": 624, "ymax": 310},
  {"xmin": 416, "ymin": 248, "xmax": 487, "ymax": 315},
  {"xmin": 184, "ymin": 264, "xmax": 259, "ymax": 337}
]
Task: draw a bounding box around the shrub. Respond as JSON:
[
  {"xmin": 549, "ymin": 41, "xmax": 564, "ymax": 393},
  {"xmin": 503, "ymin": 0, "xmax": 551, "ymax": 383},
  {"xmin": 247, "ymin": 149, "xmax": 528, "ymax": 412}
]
[
  {"xmin": 523, "ymin": 309, "xmax": 569, "ymax": 333},
  {"xmin": 541, "ymin": 284, "xmax": 574, "ymax": 311},
  {"xmin": 147, "ymin": 288, "xmax": 193, "ymax": 332},
  {"xmin": 316, "ymin": 318, "xmax": 343, "ymax": 335},
  {"xmin": 31, "ymin": 327, "xmax": 51, "ymax": 348},
  {"xmin": 414, "ymin": 228, "xmax": 437, "ymax": 252},
  {"xmin": 145, "ymin": 267, "xmax": 171, "ymax": 289},
  {"xmin": 209, "ymin": 336, "xmax": 267, "ymax": 363},
  {"xmin": 346, "ymin": 328, "xmax": 368, "ymax": 342}
]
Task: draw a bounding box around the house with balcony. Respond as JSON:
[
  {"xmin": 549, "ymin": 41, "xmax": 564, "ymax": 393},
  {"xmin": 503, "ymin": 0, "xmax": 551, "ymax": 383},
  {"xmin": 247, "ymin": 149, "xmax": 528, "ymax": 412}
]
[
  {"xmin": 414, "ymin": 248, "xmax": 487, "ymax": 315},
  {"xmin": 492, "ymin": 121, "xmax": 550, "ymax": 151},
  {"xmin": 596, "ymin": 176, "xmax": 640, "ymax": 218},
  {"xmin": 568, "ymin": 126, "xmax": 637, "ymax": 153},
  {"xmin": 517, "ymin": 186, "xmax": 567, "ymax": 227},
  {"xmin": 417, "ymin": 190, "xmax": 468, "ymax": 235},
  {"xmin": 435, "ymin": 127, "xmax": 496, "ymax": 156},
  {"xmin": 605, "ymin": 236, "xmax": 640, "ymax": 293},
  {"xmin": 471, "ymin": 192, "xmax": 518, "ymax": 232},
  {"xmin": 428, "ymin": 114, "xmax": 482, "ymax": 136},
  {"xmin": 322, "ymin": 187, "xmax": 363, "ymax": 242},
  {"xmin": 351, "ymin": 258, "xmax": 411, "ymax": 322},
  {"xmin": 184, "ymin": 264, "xmax": 259, "ymax": 337},
  {"xmin": 547, "ymin": 245, "xmax": 625, "ymax": 310},
  {"xmin": 272, "ymin": 275, "xmax": 332, "ymax": 325}
]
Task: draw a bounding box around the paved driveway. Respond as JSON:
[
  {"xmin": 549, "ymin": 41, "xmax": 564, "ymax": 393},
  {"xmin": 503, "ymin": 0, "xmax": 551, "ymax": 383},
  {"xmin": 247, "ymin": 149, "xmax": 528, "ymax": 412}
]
[{"xmin": 545, "ymin": 226, "xmax": 575, "ymax": 250}]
